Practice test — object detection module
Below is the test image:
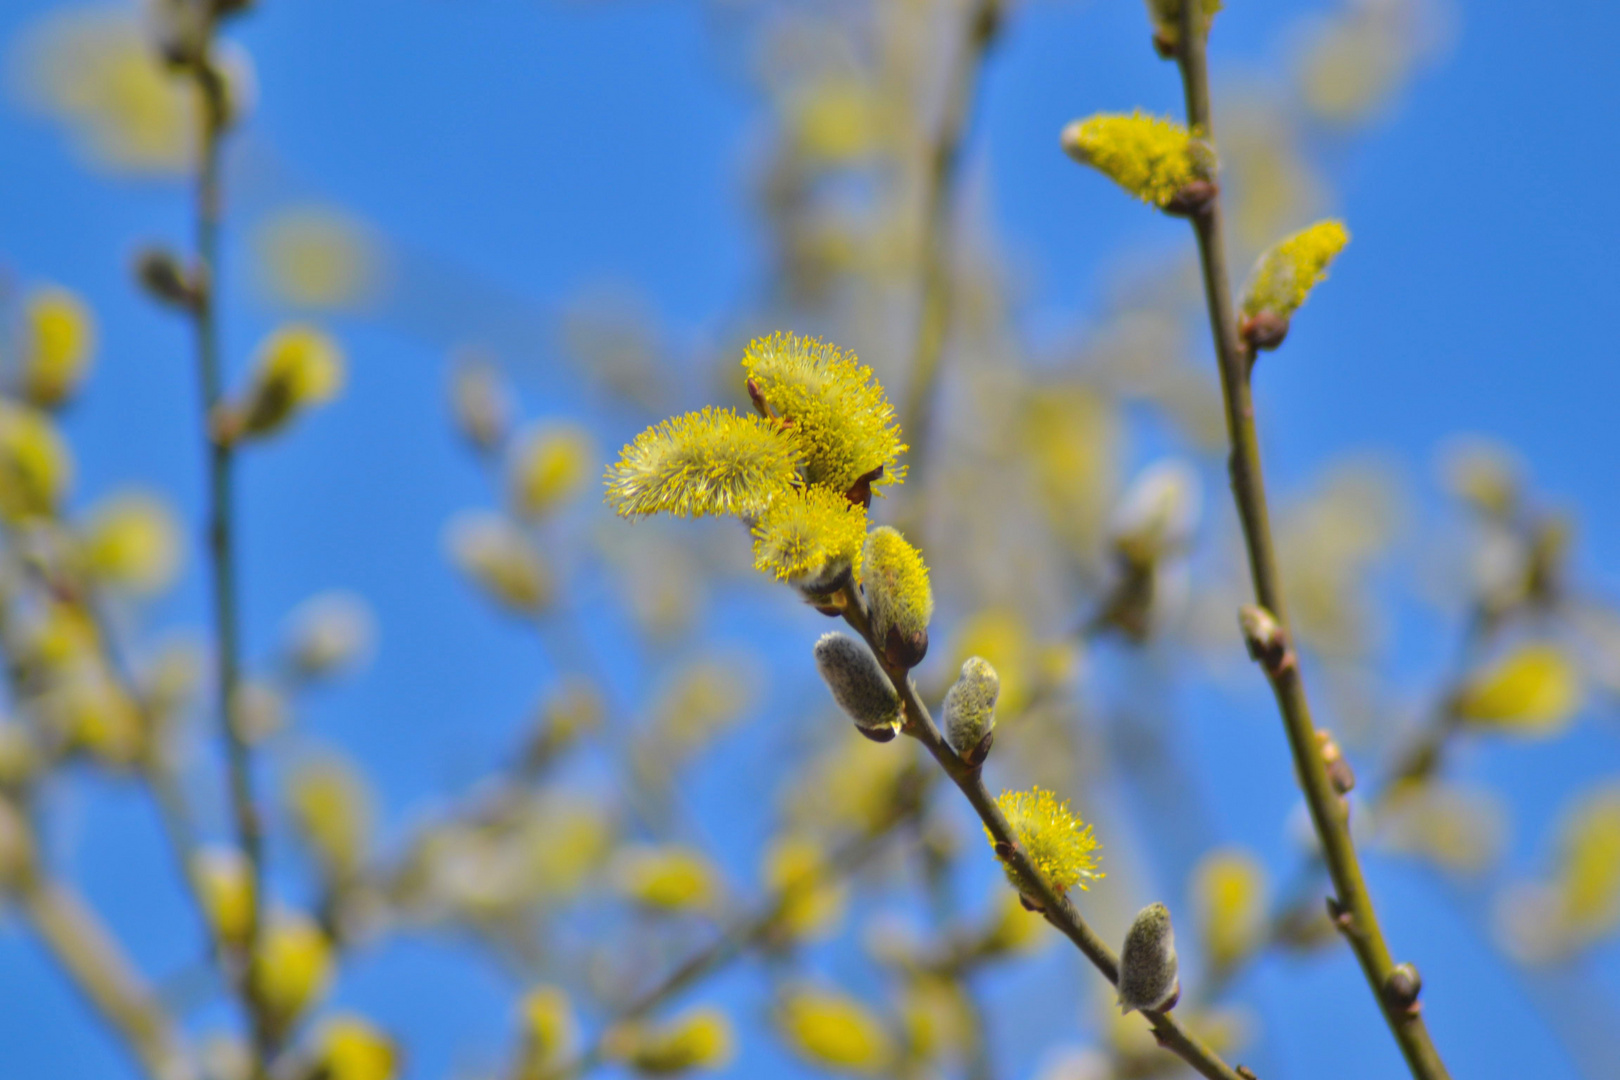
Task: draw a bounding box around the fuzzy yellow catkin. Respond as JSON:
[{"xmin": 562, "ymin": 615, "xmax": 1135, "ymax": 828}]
[
  {"xmin": 614, "ymin": 1007, "xmax": 735, "ymax": 1075},
  {"xmin": 752, "ymin": 484, "xmax": 868, "ymax": 591},
  {"xmin": 1118, "ymin": 902, "xmax": 1180, "ymax": 1014},
  {"xmin": 612, "ymin": 844, "xmax": 718, "ymax": 912},
  {"xmin": 1454, "ymin": 643, "xmax": 1582, "ymax": 734},
  {"xmin": 776, "ymin": 989, "xmax": 895, "ymax": 1074},
  {"xmin": 286, "ymin": 754, "xmax": 374, "ymax": 878},
  {"xmin": 989, "ymin": 787, "xmax": 1102, "ymax": 894},
  {"xmin": 1191, "ymin": 847, "xmax": 1267, "ymax": 970},
  {"xmin": 236, "ymin": 324, "xmax": 345, "ymax": 438},
  {"xmin": 82, "ymin": 491, "xmax": 182, "ymax": 594},
  {"xmin": 943, "ymin": 656, "xmax": 999, "ymax": 758},
  {"xmin": 509, "ymin": 421, "xmax": 594, "ymax": 519},
  {"xmin": 861, "ymin": 526, "xmax": 933, "ymax": 669},
  {"xmin": 316, "ymin": 1015, "xmax": 398, "ymax": 1080},
  {"xmin": 741, "ymin": 332, "xmax": 907, "ymax": 499},
  {"xmin": 813, "ymin": 632, "xmax": 902, "ymax": 740},
  {"xmin": 250, "ymin": 911, "xmax": 334, "ymax": 1030},
  {"xmin": 1060, "ymin": 112, "xmax": 1210, "ymax": 209},
  {"xmin": 194, "ymin": 846, "xmax": 255, "ymax": 948},
  {"xmin": 519, "ymin": 984, "xmax": 578, "ymax": 1064},
  {"xmin": 1240, "ymin": 219, "xmax": 1350, "ymax": 320},
  {"xmin": 0, "ymin": 399, "xmax": 73, "ymax": 523},
  {"xmin": 764, "ymin": 835, "xmax": 848, "ymax": 940},
  {"xmin": 20, "ymin": 286, "xmax": 95, "ymax": 408},
  {"xmin": 605, "ymin": 407, "xmax": 803, "ymax": 519},
  {"xmin": 447, "ymin": 511, "xmax": 552, "ymax": 612}
]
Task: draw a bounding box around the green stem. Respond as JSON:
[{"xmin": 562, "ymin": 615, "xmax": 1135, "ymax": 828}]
[
  {"xmin": 836, "ymin": 586, "xmax": 1247, "ymax": 1080},
  {"xmin": 1170, "ymin": 7, "xmax": 1451, "ymax": 1079},
  {"xmin": 187, "ymin": 50, "xmax": 273, "ymax": 1072},
  {"xmin": 897, "ymin": 0, "xmax": 1000, "ymax": 487}
]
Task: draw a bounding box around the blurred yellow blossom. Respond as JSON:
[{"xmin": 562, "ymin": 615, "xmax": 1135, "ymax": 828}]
[
  {"xmin": 82, "ymin": 491, "xmax": 182, "ymax": 594},
  {"xmin": 195, "ymin": 846, "xmax": 255, "ymax": 949},
  {"xmin": 764, "ymin": 835, "xmax": 847, "ymax": 941},
  {"xmin": 287, "ymin": 753, "xmax": 375, "ymax": 879},
  {"xmin": 611, "ymin": 844, "xmax": 719, "ymax": 912},
  {"xmin": 250, "ymin": 911, "xmax": 334, "ymax": 1031},
  {"xmin": 254, "ymin": 206, "xmax": 383, "ymax": 311},
  {"xmin": 315, "ymin": 1015, "xmax": 398, "ymax": 1080},
  {"xmin": 510, "ymin": 422, "xmax": 594, "ymax": 519},
  {"xmin": 447, "ymin": 511, "xmax": 552, "ymax": 612},
  {"xmin": 519, "ymin": 984, "xmax": 578, "ymax": 1066},
  {"xmin": 284, "ymin": 591, "xmax": 376, "ymax": 680},
  {"xmin": 0, "ymin": 400, "xmax": 73, "ymax": 522},
  {"xmin": 610, "ymin": 1007, "xmax": 734, "ymax": 1075},
  {"xmin": 11, "ymin": 10, "xmax": 195, "ymax": 174},
  {"xmin": 1191, "ymin": 847, "xmax": 1268, "ymax": 969},
  {"xmin": 18, "ymin": 286, "xmax": 95, "ymax": 408},
  {"xmin": 233, "ymin": 325, "xmax": 345, "ymax": 439},
  {"xmin": 776, "ymin": 988, "xmax": 894, "ymax": 1074},
  {"xmin": 1454, "ymin": 643, "xmax": 1582, "ymax": 735}
]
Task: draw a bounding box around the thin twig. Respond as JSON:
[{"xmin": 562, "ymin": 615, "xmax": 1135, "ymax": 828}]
[
  {"xmin": 182, "ymin": 31, "xmax": 274, "ymax": 1071},
  {"xmin": 16, "ymin": 861, "xmax": 195, "ymax": 1080},
  {"xmin": 897, "ymin": 0, "xmax": 1001, "ymax": 487},
  {"xmin": 835, "ymin": 584, "xmax": 1248, "ymax": 1080},
  {"xmin": 1168, "ymin": 5, "xmax": 1451, "ymax": 1078},
  {"xmin": 540, "ymin": 823, "xmax": 901, "ymax": 1080}
]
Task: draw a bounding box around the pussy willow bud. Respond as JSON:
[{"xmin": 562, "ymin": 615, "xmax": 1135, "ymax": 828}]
[
  {"xmin": 1118, "ymin": 902, "xmax": 1180, "ymax": 1014},
  {"xmin": 813, "ymin": 632, "xmax": 901, "ymax": 741},
  {"xmin": 944, "ymin": 656, "xmax": 999, "ymax": 766},
  {"xmin": 134, "ymin": 248, "xmax": 197, "ymax": 309},
  {"xmin": 861, "ymin": 527, "xmax": 932, "ymax": 670}
]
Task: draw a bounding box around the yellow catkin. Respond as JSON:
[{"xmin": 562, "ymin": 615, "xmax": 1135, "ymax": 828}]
[
  {"xmin": 1454, "ymin": 643, "xmax": 1582, "ymax": 734},
  {"xmin": 752, "ymin": 485, "xmax": 868, "ymax": 588},
  {"xmin": 0, "ymin": 400, "xmax": 73, "ymax": 522},
  {"xmin": 254, "ymin": 206, "xmax": 381, "ymax": 311},
  {"xmin": 82, "ymin": 491, "xmax": 182, "ymax": 594},
  {"xmin": 316, "ymin": 1016, "xmax": 398, "ymax": 1080},
  {"xmin": 616, "ymin": 1008, "xmax": 735, "ymax": 1075},
  {"xmin": 612, "ymin": 845, "xmax": 718, "ymax": 912},
  {"xmin": 20, "ymin": 286, "xmax": 96, "ymax": 408},
  {"xmin": 763, "ymin": 836, "xmax": 847, "ymax": 941},
  {"xmin": 1191, "ymin": 847, "xmax": 1267, "ymax": 969},
  {"xmin": 1060, "ymin": 112, "xmax": 1210, "ymax": 208},
  {"xmin": 777, "ymin": 989, "xmax": 895, "ymax": 1074},
  {"xmin": 286, "ymin": 755, "xmax": 374, "ymax": 878},
  {"xmin": 741, "ymin": 332, "xmax": 907, "ymax": 498},
  {"xmin": 238, "ymin": 324, "xmax": 345, "ymax": 437},
  {"xmin": 509, "ymin": 422, "xmax": 594, "ymax": 519},
  {"xmin": 519, "ymin": 984, "xmax": 578, "ymax": 1063},
  {"xmin": 605, "ymin": 407, "xmax": 802, "ymax": 519},
  {"xmin": 1240, "ymin": 219, "xmax": 1350, "ymax": 319},
  {"xmin": 989, "ymin": 787, "xmax": 1103, "ymax": 894},
  {"xmin": 250, "ymin": 911, "xmax": 334, "ymax": 1029},
  {"xmin": 861, "ymin": 527, "xmax": 933, "ymax": 646},
  {"xmin": 194, "ymin": 847, "xmax": 255, "ymax": 948}
]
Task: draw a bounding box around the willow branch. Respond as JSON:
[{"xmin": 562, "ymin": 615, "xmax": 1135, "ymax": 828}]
[
  {"xmin": 1168, "ymin": 6, "xmax": 1450, "ymax": 1078},
  {"xmin": 897, "ymin": 0, "xmax": 1000, "ymax": 485},
  {"xmin": 16, "ymin": 861, "xmax": 194, "ymax": 1080},
  {"xmin": 182, "ymin": 32, "xmax": 273, "ymax": 1070},
  {"xmin": 541, "ymin": 824, "xmax": 900, "ymax": 1080},
  {"xmin": 834, "ymin": 585, "xmax": 1247, "ymax": 1080}
]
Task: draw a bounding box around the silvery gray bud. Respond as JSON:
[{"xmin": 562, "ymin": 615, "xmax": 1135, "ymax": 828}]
[
  {"xmin": 943, "ymin": 656, "xmax": 999, "ymax": 766},
  {"xmin": 813, "ymin": 632, "xmax": 901, "ymax": 741},
  {"xmin": 1118, "ymin": 902, "xmax": 1180, "ymax": 1014}
]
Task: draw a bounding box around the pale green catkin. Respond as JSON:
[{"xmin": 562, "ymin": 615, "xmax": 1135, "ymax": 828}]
[
  {"xmin": 943, "ymin": 656, "xmax": 999, "ymax": 756},
  {"xmin": 813, "ymin": 632, "xmax": 901, "ymax": 738},
  {"xmin": 1118, "ymin": 902, "xmax": 1179, "ymax": 1014}
]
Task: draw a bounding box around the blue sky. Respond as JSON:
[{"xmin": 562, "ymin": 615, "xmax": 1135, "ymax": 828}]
[{"xmin": 2, "ymin": 2, "xmax": 1618, "ymax": 1079}]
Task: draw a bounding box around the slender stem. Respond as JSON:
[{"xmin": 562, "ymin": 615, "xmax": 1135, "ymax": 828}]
[
  {"xmin": 541, "ymin": 825, "xmax": 897, "ymax": 1080},
  {"xmin": 836, "ymin": 586, "xmax": 1247, "ymax": 1080},
  {"xmin": 1170, "ymin": 7, "xmax": 1450, "ymax": 1079},
  {"xmin": 186, "ymin": 44, "xmax": 273, "ymax": 1070},
  {"xmin": 17, "ymin": 865, "xmax": 195, "ymax": 1080},
  {"xmin": 897, "ymin": 0, "xmax": 1000, "ymax": 486}
]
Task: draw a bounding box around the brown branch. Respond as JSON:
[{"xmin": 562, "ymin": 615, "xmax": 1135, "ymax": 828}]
[
  {"xmin": 834, "ymin": 584, "xmax": 1249, "ymax": 1080},
  {"xmin": 1166, "ymin": 5, "xmax": 1451, "ymax": 1077}
]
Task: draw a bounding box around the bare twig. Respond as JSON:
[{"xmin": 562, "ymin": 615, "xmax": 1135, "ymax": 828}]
[{"xmin": 1166, "ymin": 5, "xmax": 1451, "ymax": 1077}]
